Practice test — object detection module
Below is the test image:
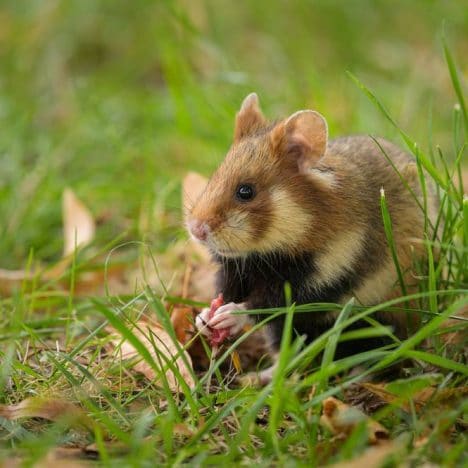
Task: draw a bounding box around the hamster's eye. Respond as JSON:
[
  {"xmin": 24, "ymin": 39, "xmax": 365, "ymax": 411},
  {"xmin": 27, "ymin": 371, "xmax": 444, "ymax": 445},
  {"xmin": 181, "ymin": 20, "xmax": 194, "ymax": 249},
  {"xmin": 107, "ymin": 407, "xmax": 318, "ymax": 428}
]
[{"xmin": 235, "ymin": 184, "xmax": 256, "ymax": 202}]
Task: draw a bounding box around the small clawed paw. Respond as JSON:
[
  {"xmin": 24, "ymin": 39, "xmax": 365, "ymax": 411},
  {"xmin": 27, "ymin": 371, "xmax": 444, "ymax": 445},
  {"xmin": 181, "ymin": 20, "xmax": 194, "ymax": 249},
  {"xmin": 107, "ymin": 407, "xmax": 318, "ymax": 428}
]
[
  {"xmin": 237, "ymin": 367, "xmax": 274, "ymax": 387},
  {"xmin": 195, "ymin": 307, "xmax": 212, "ymax": 338},
  {"xmin": 209, "ymin": 302, "xmax": 247, "ymax": 335},
  {"xmin": 195, "ymin": 302, "xmax": 248, "ymax": 340}
]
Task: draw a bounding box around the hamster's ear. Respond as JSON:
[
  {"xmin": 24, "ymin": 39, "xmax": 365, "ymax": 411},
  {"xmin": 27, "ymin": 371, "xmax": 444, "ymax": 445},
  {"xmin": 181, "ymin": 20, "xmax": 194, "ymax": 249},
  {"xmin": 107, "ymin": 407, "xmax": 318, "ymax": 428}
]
[
  {"xmin": 234, "ymin": 93, "xmax": 266, "ymax": 142},
  {"xmin": 271, "ymin": 110, "xmax": 328, "ymax": 167}
]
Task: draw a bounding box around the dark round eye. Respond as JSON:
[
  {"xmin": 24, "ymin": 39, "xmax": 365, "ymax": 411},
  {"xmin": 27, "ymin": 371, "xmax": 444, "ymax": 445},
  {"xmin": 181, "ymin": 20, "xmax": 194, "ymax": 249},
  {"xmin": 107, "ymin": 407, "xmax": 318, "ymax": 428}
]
[{"xmin": 235, "ymin": 184, "xmax": 256, "ymax": 202}]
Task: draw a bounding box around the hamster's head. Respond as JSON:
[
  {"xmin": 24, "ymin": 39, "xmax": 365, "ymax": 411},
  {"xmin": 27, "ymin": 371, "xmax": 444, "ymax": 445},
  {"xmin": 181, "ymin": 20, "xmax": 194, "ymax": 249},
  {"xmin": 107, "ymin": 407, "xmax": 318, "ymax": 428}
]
[{"xmin": 186, "ymin": 93, "xmax": 329, "ymax": 258}]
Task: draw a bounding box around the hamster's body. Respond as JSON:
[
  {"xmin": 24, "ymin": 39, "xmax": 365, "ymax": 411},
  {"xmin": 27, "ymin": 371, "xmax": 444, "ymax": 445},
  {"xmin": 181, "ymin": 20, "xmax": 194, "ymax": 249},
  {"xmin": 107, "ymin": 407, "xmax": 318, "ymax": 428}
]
[{"xmin": 187, "ymin": 94, "xmax": 437, "ymax": 379}]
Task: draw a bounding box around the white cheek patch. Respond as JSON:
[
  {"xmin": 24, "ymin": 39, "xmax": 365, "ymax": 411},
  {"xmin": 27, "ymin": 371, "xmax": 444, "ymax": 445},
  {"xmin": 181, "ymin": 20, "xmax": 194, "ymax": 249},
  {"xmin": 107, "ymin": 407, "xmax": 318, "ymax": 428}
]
[
  {"xmin": 312, "ymin": 228, "xmax": 365, "ymax": 289},
  {"xmin": 210, "ymin": 210, "xmax": 252, "ymax": 254},
  {"xmin": 257, "ymin": 188, "xmax": 313, "ymax": 253},
  {"xmin": 226, "ymin": 210, "xmax": 250, "ymax": 229}
]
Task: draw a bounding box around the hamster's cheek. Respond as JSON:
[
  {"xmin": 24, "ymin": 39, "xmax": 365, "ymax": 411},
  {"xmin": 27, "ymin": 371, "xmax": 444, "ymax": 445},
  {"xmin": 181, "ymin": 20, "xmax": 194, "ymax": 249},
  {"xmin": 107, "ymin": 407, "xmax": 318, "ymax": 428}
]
[{"xmin": 211, "ymin": 211, "xmax": 257, "ymax": 254}]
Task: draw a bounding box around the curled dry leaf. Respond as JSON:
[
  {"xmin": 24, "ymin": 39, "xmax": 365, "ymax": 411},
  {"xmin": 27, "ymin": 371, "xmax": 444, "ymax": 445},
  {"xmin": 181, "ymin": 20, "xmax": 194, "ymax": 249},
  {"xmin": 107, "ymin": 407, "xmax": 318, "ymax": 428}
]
[
  {"xmin": 110, "ymin": 320, "xmax": 195, "ymax": 392},
  {"xmin": 362, "ymin": 382, "xmax": 468, "ymax": 413},
  {"xmin": 0, "ymin": 397, "xmax": 93, "ymax": 431},
  {"xmin": 0, "ymin": 189, "xmax": 96, "ymax": 295},
  {"xmin": 6, "ymin": 448, "xmax": 93, "ymax": 468},
  {"xmin": 62, "ymin": 188, "xmax": 96, "ymax": 257},
  {"xmin": 0, "ymin": 267, "xmax": 41, "ymax": 295},
  {"xmin": 440, "ymin": 303, "xmax": 468, "ymax": 347},
  {"xmin": 330, "ymin": 441, "xmax": 404, "ymax": 468},
  {"xmin": 320, "ymin": 397, "xmax": 389, "ymax": 445},
  {"xmin": 171, "ymin": 305, "xmax": 195, "ymax": 344}
]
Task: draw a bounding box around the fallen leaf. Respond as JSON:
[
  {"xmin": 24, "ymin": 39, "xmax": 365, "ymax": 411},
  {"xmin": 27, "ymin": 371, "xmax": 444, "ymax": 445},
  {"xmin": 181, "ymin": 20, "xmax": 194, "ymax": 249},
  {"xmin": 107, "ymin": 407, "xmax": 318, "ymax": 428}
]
[
  {"xmin": 362, "ymin": 382, "xmax": 468, "ymax": 413},
  {"xmin": 171, "ymin": 305, "xmax": 195, "ymax": 344},
  {"xmin": 6, "ymin": 448, "xmax": 93, "ymax": 468},
  {"xmin": 0, "ymin": 267, "xmax": 41, "ymax": 295},
  {"xmin": 320, "ymin": 397, "xmax": 389, "ymax": 445},
  {"xmin": 62, "ymin": 188, "xmax": 96, "ymax": 257},
  {"xmin": 330, "ymin": 441, "xmax": 404, "ymax": 468},
  {"xmin": 173, "ymin": 422, "xmax": 194, "ymax": 437},
  {"xmin": 440, "ymin": 303, "xmax": 468, "ymax": 347},
  {"xmin": 0, "ymin": 189, "xmax": 96, "ymax": 295},
  {"xmin": 231, "ymin": 351, "xmax": 242, "ymax": 373},
  {"xmin": 453, "ymin": 168, "xmax": 468, "ymax": 195},
  {"xmin": 0, "ymin": 397, "xmax": 93, "ymax": 431},
  {"xmin": 109, "ymin": 320, "xmax": 195, "ymax": 392}
]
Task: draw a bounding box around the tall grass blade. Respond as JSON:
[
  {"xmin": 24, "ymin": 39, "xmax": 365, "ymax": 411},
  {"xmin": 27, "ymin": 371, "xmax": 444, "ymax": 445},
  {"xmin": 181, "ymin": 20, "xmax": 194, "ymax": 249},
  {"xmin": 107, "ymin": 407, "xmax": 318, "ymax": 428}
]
[
  {"xmin": 319, "ymin": 297, "xmax": 354, "ymax": 390},
  {"xmin": 442, "ymin": 34, "xmax": 468, "ymax": 132},
  {"xmin": 380, "ymin": 188, "xmax": 407, "ymax": 297}
]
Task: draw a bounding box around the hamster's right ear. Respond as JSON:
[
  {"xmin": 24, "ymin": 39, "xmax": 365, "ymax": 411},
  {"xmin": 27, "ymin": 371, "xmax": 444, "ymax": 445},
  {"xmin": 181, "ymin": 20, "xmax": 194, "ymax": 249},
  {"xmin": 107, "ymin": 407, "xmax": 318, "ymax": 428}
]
[
  {"xmin": 270, "ymin": 110, "xmax": 328, "ymax": 168},
  {"xmin": 234, "ymin": 93, "xmax": 266, "ymax": 142}
]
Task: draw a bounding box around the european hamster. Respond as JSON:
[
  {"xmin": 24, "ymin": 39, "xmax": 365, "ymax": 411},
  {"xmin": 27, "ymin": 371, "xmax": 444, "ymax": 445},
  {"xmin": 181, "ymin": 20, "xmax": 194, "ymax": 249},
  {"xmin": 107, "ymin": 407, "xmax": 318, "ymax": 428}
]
[{"xmin": 186, "ymin": 93, "xmax": 437, "ymax": 383}]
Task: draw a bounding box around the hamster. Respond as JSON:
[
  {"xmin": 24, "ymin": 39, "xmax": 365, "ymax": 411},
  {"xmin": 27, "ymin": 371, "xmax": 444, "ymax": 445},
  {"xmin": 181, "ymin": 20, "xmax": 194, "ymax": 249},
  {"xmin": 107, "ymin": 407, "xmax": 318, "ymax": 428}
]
[{"xmin": 186, "ymin": 93, "xmax": 438, "ymax": 384}]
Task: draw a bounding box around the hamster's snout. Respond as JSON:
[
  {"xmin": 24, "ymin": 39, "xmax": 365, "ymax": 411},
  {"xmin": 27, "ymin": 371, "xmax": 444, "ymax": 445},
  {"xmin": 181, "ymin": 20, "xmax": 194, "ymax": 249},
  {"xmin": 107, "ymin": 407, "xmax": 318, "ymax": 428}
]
[{"xmin": 188, "ymin": 219, "xmax": 210, "ymax": 242}]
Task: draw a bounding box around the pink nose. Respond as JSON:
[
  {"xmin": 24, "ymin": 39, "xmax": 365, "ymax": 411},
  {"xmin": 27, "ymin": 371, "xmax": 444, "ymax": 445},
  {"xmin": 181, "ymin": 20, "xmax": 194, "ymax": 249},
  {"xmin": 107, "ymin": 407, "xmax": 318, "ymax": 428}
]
[{"xmin": 188, "ymin": 219, "xmax": 210, "ymax": 242}]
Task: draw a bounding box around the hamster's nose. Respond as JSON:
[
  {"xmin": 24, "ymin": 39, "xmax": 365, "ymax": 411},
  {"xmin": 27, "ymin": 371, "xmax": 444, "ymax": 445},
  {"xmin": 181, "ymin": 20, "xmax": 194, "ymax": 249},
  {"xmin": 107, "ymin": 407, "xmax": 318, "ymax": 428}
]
[{"xmin": 188, "ymin": 219, "xmax": 210, "ymax": 242}]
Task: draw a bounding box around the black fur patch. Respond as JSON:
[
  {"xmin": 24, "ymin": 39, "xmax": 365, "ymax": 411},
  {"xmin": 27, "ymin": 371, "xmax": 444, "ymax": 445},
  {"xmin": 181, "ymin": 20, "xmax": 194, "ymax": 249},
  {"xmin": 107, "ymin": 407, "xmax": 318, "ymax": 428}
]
[
  {"xmin": 214, "ymin": 251, "xmax": 390, "ymax": 356},
  {"xmin": 216, "ymin": 251, "xmax": 358, "ymax": 306}
]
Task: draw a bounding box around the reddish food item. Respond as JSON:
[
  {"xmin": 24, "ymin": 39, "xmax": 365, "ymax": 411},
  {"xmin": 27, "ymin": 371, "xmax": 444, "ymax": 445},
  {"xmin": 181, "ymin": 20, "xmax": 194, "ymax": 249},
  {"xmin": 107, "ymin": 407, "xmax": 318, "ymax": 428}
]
[{"xmin": 208, "ymin": 293, "xmax": 230, "ymax": 346}]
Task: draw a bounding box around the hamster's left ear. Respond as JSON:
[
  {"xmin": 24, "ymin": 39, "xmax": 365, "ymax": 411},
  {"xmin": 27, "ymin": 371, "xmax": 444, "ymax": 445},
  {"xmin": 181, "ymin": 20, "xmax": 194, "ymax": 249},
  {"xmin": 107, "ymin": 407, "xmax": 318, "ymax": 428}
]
[
  {"xmin": 234, "ymin": 93, "xmax": 266, "ymax": 142},
  {"xmin": 271, "ymin": 110, "xmax": 328, "ymax": 167}
]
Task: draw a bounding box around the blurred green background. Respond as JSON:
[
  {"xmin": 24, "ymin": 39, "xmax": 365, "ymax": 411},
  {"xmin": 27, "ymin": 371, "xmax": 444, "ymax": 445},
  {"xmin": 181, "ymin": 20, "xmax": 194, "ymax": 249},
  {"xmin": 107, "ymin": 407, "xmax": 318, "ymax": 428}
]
[{"xmin": 0, "ymin": 0, "xmax": 466, "ymax": 269}]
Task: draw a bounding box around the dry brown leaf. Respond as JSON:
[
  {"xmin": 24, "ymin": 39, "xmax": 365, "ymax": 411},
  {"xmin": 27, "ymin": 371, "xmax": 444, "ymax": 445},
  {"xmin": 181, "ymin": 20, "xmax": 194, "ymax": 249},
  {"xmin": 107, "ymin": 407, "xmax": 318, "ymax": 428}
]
[
  {"xmin": 0, "ymin": 189, "xmax": 96, "ymax": 295},
  {"xmin": 331, "ymin": 441, "xmax": 403, "ymax": 468},
  {"xmin": 321, "ymin": 397, "xmax": 389, "ymax": 445},
  {"xmin": 440, "ymin": 303, "xmax": 468, "ymax": 346},
  {"xmin": 454, "ymin": 168, "xmax": 468, "ymax": 195},
  {"xmin": 231, "ymin": 351, "xmax": 242, "ymax": 373},
  {"xmin": 4, "ymin": 448, "xmax": 92, "ymax": 468},
  {"xmin": 171, "ymin": 305, "xmax": 195, "ymax": 344},
  {"xmin": 417, "ymin": 385, "xmax": 468, "ymax": 406},
  {"xmin": 62, "ymin": 188, "xmax": 96, "ymax": 257},
  {"xmin": 0, "ymin": 267, "xmax": 42, "ymax": 295},
  {"xmin": 37, "ymin": 448, "xmax": 91, "ymax": 468},
  {"xmin": 70, "ymin": 262, "xmax": 131, "ymax": 296},
  {"xmin": 362, "ymin": 382, "xmax": 468, "ymax": 413},
  {"xmin": 0, "ymin": 397, "xmax": 93, "ymax": 430},
  {"xmin": 110, "ymin": 320, "xmax": 195, "ymax": 392},
  {"xmin": 173, "ymin": 422, "xmax": 194, "ymax": 437}
]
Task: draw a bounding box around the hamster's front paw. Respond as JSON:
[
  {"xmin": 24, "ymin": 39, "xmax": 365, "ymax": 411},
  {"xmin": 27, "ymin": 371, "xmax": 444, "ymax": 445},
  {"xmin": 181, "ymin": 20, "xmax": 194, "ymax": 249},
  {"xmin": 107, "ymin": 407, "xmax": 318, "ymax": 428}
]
[
  {"xmin": 195, "ymin": 307, "xmax": 213, "ymax": 338},
  {"xmin": 237, "ymin": 365, "xmax": 275, "ymax": 387},
  {"xmin": 207, "ymin": 302, "xmax": 249, "ymax": 337}
]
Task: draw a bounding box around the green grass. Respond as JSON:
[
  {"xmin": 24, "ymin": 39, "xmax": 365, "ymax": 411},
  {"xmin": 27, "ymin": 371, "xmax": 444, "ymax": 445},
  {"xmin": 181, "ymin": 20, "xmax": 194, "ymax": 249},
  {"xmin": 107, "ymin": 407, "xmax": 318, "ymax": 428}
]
[{"xmin": 0, "ymin": 1, "xmax": 467, "ymax": 466}]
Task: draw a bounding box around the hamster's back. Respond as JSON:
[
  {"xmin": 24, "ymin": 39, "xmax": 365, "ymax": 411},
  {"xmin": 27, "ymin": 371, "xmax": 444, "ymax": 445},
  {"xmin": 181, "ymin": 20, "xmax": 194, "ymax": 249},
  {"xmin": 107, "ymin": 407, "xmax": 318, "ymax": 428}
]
[{"xmin": 322, "ymin": 135, "xmax": 438, "ymax": 334}]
